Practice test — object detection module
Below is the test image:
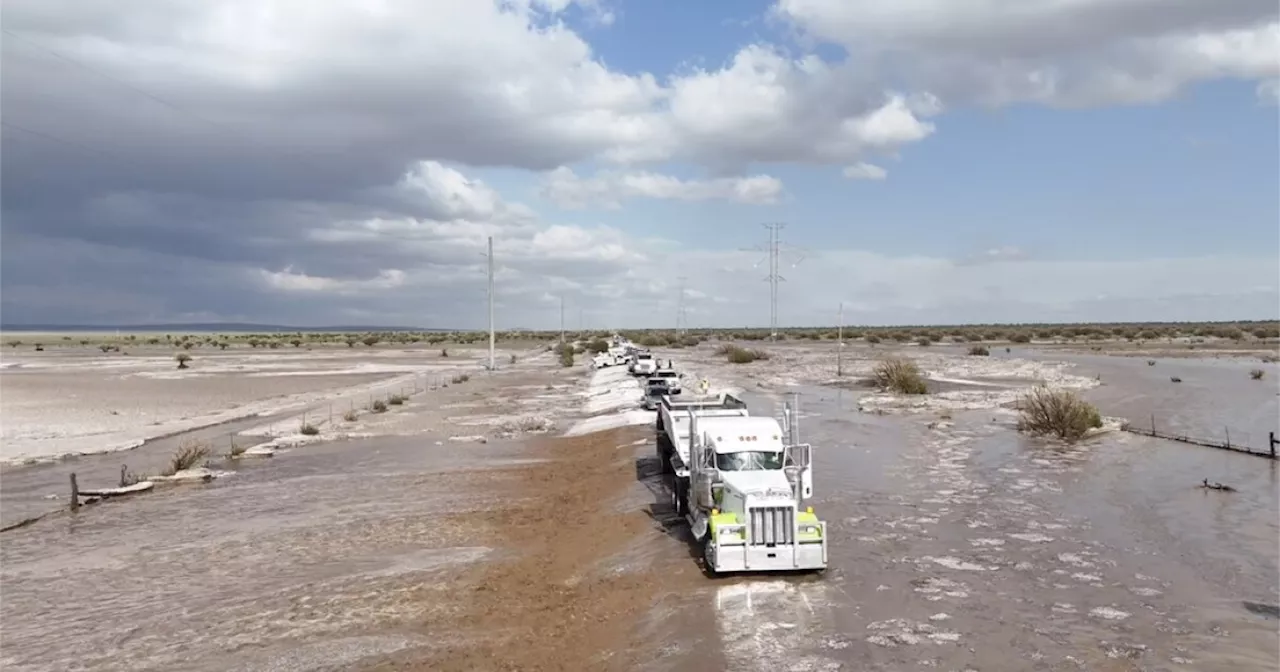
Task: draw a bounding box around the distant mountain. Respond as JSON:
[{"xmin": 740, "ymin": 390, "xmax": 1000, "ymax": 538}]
[{"xmin": 0, "ymin": 322, "xmax": 444, "ymax": 333}]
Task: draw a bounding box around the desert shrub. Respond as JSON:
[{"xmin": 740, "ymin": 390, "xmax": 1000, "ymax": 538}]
[
  {"xmin": 1009, "ymin": 333, "xmax": 1031, "ymax": 344},
  {"xmin": 371, "ymin": 400, "xmax": 388, "ymax": 413},
  {"xmin": 343, "ymin": 409, "xmax": 359, "ymax": 422},
  {"xmin": 557, "ymin": 343, "xmax": 574, "ymax": 367},
  {"xmin": 717, "ymin": 344, "xmax": 769, "ymax": 364},
  {"xmin": 290, "ymin": 339, "xmax": 303, "ymax": 348},
  {"xmin": 227, "ymin": 441, "xmax": 247, "ymax": 458},
  {"xmin": 33, "ymin": 343, "xmax": 44, "ymax": 351},
  {"xmin": 345, "ymin": 337, "xmax": 358, "ymax": 347},
  {"xmin": 864, "ymin": 334, "xmax": 881, "ymax": 344},
  {"xmin": 162, "ymin": 440, "xmax": 211, "ymax": 476},
  {"xmin": 1147, "ymin": 360, "xmax": 1156, "ymax": 366},
  {"xmin": 441, "ymin": 348, "xmax": 449, "ymax": 357},
  {"xmin": 509, "ymin": 353, "xmax": 517, "ymax": 364},
  {"xmin": 452, "ymin": 374, "xmax": 470, "ymax": 384},
  {"xmin": 299, "ymin": 422, "xmax": 320, "ymax": 435},
  {"xmin": 872, "ymin": 358, "xmax": 928, "ymax": 395},
  {"xmin": 99, "ymin": 344, "xmax": 113, "ymax": 353},
  {"xmin": 362, "ymin": 335, "xmax": 380, "ymax": 347},
  {"xmin": 586, "ymin": 338, "xmax": 610, "ymax": 353},
  {"xmin": 388, "ymin": 394, "xmax": 406, "ymax": 405},
  {"xmin": 916, "ymin": 337, "xmax": 933, "ymax": 347},
  {"xmin": 175, "ymin": 353, "xmax": 192, "ymax": 369},
  {"xmin": 1250, "ymin": 369, "xmax": 1265, "ymax": 380},
  {"xmin": 968, "ymin": 345, "xmax": 990, "ymax": 356},
  {"xmin": 182, "ymin": 341, "xmax": 194, "ymax": 350},
  {"xmin": 1016, "ymin": 387, "xmax": 1103, "ymax": 442},
  {"xmin": 218, "ymin": 341, "xmax": 229, "ymax": 350}
]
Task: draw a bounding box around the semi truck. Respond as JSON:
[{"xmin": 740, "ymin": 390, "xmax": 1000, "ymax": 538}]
[{"xmin": 656, "ymin": 392, "xmax": 827, "ymax": 574}]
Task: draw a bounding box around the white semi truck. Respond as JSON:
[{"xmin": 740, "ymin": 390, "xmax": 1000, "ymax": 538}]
[{"xmin": 656, "ymin": 392, "xmax": 827, "ymax": 574}]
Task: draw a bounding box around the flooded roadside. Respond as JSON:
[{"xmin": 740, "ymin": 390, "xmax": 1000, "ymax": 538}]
[{"xmin": 634, "ymin": 342, "xmax": 1279, "ymax": 671}]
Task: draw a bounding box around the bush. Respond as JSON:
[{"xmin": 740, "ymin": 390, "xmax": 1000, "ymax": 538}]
[
  {"xmin": 716, "ymin": 344, "xmax": 769, "ymax": 364},
  {"xmin": 967, "ymin": 345, "xmax": 990, "ymax": 356},
  {"xmin": 864, "ymin": 334, "xmax": 881, "ymax": 344},
  {"xmin": 299, "ymin": 422, "xmax": 320, "ymax": 435},
  {"xmin": 163, "ymin": 440, "xmax": 210, "ymax": 476},
  {"xmin": 175, "ymin": 353, "xmax": 192, "ymax": 369},
  {"xmin": 440, "ymin": 348, "xmax": 449, "ymax": 357},
  {"xmin": 509, "ymin": 353, "xmax": 517, "ymax": 365},
  {"xmin": 388, "ymin": 394, "xmax": 406, "ymax": 405},
  {"xmin": 916, "ymin": 337, "xmax": 933, "ymax": 347},
  {"xmin": 451, "ymin": 374, "xmax": 470, "ymax": 384},
  {"xmin": 1250, "ymin": 369, "xmax": 1265, "ymax": 380},
  {"xmin": 585, "ymin": 338, "xmax": 610, "ymax": 353},
  {"xmin": 343, "ymin": 409, "xmax": 359, "ymax": 422},
  {"xmin": 1016, "ymin": 387, "xmax": 1103, "ymax": 442},
  {"xmin": 872, "ymin": 358, "xmax": 928, "ymax": 395},
  {"xmin": 557, "ymin": 343, "xmax": 574, "ymax": 367},
  {"xmin": 371, "ymin": 400, "xmax": 388, "ymax": 413},
  {"xmin": 1009, "ymin": 333, "xmax": 1031, "ymax": 344}
]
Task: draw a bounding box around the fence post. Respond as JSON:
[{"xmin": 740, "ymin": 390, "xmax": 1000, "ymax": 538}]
[
  {"xmin": 1224, "ymin": 427, "xmax": 1230, "ymax": 449},
  {"xmin": 1150, "ymin": 414, "xmax": 1155, "ymax": 434},
  {"xmin": 120, "ymin": 465, "xmax": 127, "ymax": 488},
  {"xmin": 69, "ymin": 473, "xmax": 79, "ymax": 511},
  {"xmin": 1271, "ymin": 432, "xmax": 1277, "ymax": 459}
]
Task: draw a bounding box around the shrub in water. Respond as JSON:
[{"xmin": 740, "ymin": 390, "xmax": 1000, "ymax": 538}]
[{"xmin": 1016, "ymin": 387, "xmax": 1103, "ymax": 442}]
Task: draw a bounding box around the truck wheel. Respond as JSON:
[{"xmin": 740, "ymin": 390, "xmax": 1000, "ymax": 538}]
[
  {"xmin": 675, "ymin": 478, "xmax": 689, "ymax": 517},
  {"xmin": 702, "ymin": 535, "xmax": 719, "ymax": 576}
]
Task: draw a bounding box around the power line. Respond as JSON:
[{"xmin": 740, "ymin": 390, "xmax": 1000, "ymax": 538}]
[
  {"xmin": 2, "ymin": 28, "xmax": 239, "ymax": 136},
  {"xmin": 745, "ymin": 223, "xmax": 805, "ymax": 341}
]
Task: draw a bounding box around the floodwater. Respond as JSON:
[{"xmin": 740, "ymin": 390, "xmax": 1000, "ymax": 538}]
[
  {"xmin": 0, "ymin": 434, "xmax": 531, "ymax": 672},
  {"xmin": 641, "ymin": 352, "xmax": 1279, "ymax": 671},
  {"xmin": 3, "ymin": 349, "xmax": 1277, "ymax": 671}
]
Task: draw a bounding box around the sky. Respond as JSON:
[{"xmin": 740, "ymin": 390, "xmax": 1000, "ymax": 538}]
[{"xmin": 1, "ymin": 0, "xmax": 1278, "ymax": 330}]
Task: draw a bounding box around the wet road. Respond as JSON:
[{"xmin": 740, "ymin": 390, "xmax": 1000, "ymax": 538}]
[{"xmin": 644, "ymin": 363, "xmax": 1279, "ymax": 671}]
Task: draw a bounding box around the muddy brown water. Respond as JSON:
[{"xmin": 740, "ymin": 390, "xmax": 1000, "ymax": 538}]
[
  {"xmin": 2, "ymin": 354, "xmax": 1277, "ymax": 671},
  {"xmin": 632, "ymin": 353, "xmax": 1278, "ymax": 671}
]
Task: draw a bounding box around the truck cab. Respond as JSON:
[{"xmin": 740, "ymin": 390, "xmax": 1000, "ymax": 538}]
[
  {"xmin": 673, "ymin": 404, "xmax": 826, "ymax": 575},
  {"xmin": 630, "ymin": 352, "xmax": 657, "ymax": 377},
  {"xmin": 641, "ymin": 378, "xmax": 671, "ymax": 410}
]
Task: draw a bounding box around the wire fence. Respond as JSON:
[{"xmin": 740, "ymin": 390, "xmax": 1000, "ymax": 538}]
[{"xmin": 1121, "ymin": 414, "xmax": 1278, "ymax": 459}]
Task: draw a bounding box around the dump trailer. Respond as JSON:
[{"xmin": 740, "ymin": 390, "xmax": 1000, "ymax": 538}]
[
  {"xmin": 658, "ymin": 394, "xmax": 827, "ymax": 574},
  {"xmin": 656, "ymin": 392, "xmax": 749, "ymax": 478}
]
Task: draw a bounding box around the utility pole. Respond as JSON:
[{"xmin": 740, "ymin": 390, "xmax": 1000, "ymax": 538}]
[
  {"xmin": 487, "ymin": 236, "xmax": 495, "ymax": 372},
  {"xmin": 836, "ymin": 301, "xmax": 844, "ymax": 377},
  {"xmin": 559, "ymin": 296, "xmax": 565, "ymax": 345}
]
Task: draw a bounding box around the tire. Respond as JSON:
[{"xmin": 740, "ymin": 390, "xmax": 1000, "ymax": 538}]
[
  {"xmin": 703, "ymin": 535, "xmax": 719, "ymax": 576},
  {"xmin": 674, "ymin": 477, "xmax": 689, "ymax": 517}
]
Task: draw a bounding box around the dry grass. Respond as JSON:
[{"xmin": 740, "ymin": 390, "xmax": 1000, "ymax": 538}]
[
  {"xmin": 872, "ymin": 357, "xmax": 928, "ymax": 395},
  {"xmin": 1016, "ymin": 387, "xmax": 1103, "ymax": 442},
  {"xmin": 342, "ymin": 409, "xmax": 359, "ymax": 422},
  {"xmin": 299, "ymin": 421, "xmax": 320, "ymax": 436},
  {"xmin": 388, "ymin": 394, "xmax": 406, "ymax": 405},
  {"xmin": 716, "ymin": 344, "xmax": 770, "ymax": 364},
  {"xmin": 1250, "ymin": 369, "xmax": 1265, "ymax": 380},
  {"xmin": 967, "ymin": 345, "xmax": 990, "ymax": 356},
  {"xmin": 370, "ymin": 399, "xmax": 388, "ymax": 413},
  {"xmin": 162, "ymin": 440, "xmax": 211, "ymax": 476}
]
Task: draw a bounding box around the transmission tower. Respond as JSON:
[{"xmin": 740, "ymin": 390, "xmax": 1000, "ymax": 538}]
[{"xmin": 745, "ymin": 223, "xmax": 805, "ymax": 341}]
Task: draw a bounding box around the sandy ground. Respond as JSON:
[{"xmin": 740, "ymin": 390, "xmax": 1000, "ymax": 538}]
[{"xmin": 0, "ymin": 343, "xmax": 546, "ymax": 464}]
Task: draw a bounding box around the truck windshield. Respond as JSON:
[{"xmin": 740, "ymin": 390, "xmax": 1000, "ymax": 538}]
[{"xmin": 716, "ymin": 451, "xmax": 784, "ymax": 471}]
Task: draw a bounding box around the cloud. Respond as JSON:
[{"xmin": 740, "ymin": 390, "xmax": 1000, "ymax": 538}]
[
  {"xmin": 0, "ymin": 1, "xmax": 1275, "ymax": 329},
  {"xmin": 542, "ymin": 167, "xmax": 785, "ymax": 208},
  {"xmin": 774, "ymin": 0, "xmax": 1280, "ymax": 107},
  {"xmin": 1257, "ymin": 78, "xmax": 1280, "ymax": 105},
  {"xmin": 842, "ymin": 162, "xmax": 888, "ymax": 180}
]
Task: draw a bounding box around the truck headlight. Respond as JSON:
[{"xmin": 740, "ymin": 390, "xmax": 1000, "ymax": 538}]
[{"xmin": 798, "ymin": 524, "xmax": 819, "ymax": 536}]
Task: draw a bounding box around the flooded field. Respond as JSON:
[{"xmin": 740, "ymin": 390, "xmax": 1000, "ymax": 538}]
[
  {"xmin": 2, "ymin": 339, "xmax": 1276, "ymax": 670},
  {"xmin": 632, "ymin": 341, "xmax": 1279, "ymax": 671}
]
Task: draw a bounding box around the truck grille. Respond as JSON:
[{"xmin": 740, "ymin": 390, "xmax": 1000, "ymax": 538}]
[{"xmin": 749, "ymin": 506, "xmax": 794, "ymax": 546}]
